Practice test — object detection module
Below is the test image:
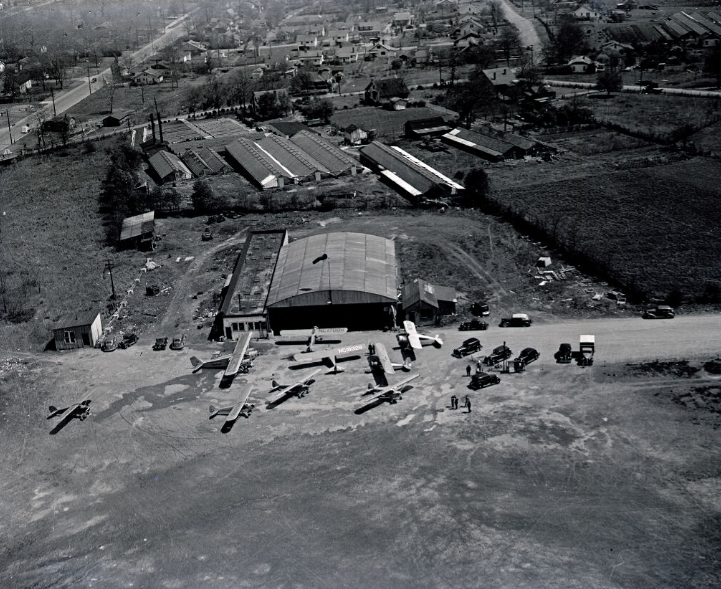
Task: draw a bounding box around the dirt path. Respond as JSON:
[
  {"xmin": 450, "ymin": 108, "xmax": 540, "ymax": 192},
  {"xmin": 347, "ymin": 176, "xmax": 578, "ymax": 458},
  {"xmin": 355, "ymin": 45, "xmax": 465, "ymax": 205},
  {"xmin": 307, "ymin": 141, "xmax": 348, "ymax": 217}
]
[
  {"xmin": 158, "ymin": 228, "xmax": 248, "ymax": 333},
  {"xmin": 499, "ymin": 0, "xmax": 541, "ymax": 49},
  {"xmin": 439, "ymin": 242, "xmax": 509, "ymax": 302}
]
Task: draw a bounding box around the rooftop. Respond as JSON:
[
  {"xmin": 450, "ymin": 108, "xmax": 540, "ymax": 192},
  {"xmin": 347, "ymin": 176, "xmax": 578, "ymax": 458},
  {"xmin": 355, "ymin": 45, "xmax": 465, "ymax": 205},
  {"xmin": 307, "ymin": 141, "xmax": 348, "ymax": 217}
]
[
  {"xmin": 119, "ymin": 211, "xmax": 155, "ymax": 241},
  {"xmin": 54, "ymin": 310, "xmax": 100, "ymax": 330}
]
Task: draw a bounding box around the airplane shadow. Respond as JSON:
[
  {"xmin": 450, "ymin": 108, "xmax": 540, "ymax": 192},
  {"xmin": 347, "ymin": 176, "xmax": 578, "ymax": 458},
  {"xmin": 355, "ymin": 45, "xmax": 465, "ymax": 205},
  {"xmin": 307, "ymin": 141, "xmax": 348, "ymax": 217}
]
[
  {"xmin": 288, "ymin": 360, "xmax": 324, "ymax": 370},
  {"xmin": 220, "ymin": 420, "xmax": 236, "ymax": 434},
  {"xmin": 369, "ymin": 369, "xmax": 388, "ymax": 388},
  {"xmin": 49, "ymin": 414, "xmax": 77, "ymax": 435},
  {"xmin": 354, "ymin": 399, "xmax": 386, "ymax": 414}
]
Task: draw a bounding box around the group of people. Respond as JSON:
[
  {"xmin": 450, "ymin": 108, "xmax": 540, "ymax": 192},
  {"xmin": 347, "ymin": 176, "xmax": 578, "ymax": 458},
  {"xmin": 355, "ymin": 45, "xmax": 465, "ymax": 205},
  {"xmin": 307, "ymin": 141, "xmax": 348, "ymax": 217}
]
[{"xmin": 450, "ymin": 395, "xmax": 471, "ymax": 412}]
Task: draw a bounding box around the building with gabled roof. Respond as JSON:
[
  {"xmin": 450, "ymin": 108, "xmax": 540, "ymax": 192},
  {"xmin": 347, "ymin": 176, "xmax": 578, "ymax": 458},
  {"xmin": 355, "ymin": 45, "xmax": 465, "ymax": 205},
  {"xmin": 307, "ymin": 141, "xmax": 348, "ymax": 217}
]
[
  {"xmin": 119, "ymin": 211, "xmax": 155, "ymax": 250},
  {"xmin": 181, "ymin": 147, "xmax": 231, "ymax": 177},
  {"xmin": 53, "ymin": 310, "xmax": 103, "ymax": 350},
  {"xmin": 225, "ymin": 138, "xmax": 289, "ymax": 189},
  {"xmin": 256, "ymin": 135, "xmax": 330, "ymax": 180},
  {"xmin": 148, "ymin": 151, "xmax": 192, "ymax": 184},
  {"xmin": 442, "ymin": 128, "xmax": 523, "ymax": 161},
  {"xmin": 404, "ymin": 117, "xmax": 453, "ymax": 138},
  {"xmin": 289, "ymin": 131, "xmax": 358, "ymax": 176},
  {"xmin": 364, "ymin": 77, "xmax": 409, "ymax": 104},
  {"xmin": 402, "ymin": 279, "xmax": 457, "ymax": 325}
]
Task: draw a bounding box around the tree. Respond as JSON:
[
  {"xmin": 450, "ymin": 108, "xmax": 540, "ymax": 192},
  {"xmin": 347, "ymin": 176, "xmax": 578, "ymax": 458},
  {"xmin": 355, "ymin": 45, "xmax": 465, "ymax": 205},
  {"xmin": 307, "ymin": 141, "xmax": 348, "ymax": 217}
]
[
  {"xmin": 290, "ymin": 69, "xmax": 314, "ymax": 96},
  {"xmin": 555, "ymin": 20, "xmax": 586, "ymax": 63},
  {"xmin": 705, "ymin": 45, "xmax": 721, "ymax": 88},
  {"xmin": 229, "ymin": 68, "xmax": 253, "ymax": 107},
  {"xmin": 596, "ymin": 70, "xmax": 623, "ymax": 94},
  {"xmin": 465, "ymin": 44, "xmax": 496, "ymax": 69},
  {"xmin": 498, "ymin": 24, "xmax": 522, "ymax": 66},
  {"xmin": 488, "ymin": 1, "xmax": 503, "ymax": 34},
  {"xmin": 191, "ymin": 180, "xmax": 226, "ymax": 213},
  {"xmin": 303, "ymin": 98, "xmax": 334, "ymax": 122},
  {"xmin": 104, "ymin": 78, "xmax": 117, "ymax": 113},
  {"xmin": 443, "ymin": 68, "xmax": 498, "ymax": 127},
  {"xmin": 462, "ymin": 168, "xmax": 490, "ymax": 207}
]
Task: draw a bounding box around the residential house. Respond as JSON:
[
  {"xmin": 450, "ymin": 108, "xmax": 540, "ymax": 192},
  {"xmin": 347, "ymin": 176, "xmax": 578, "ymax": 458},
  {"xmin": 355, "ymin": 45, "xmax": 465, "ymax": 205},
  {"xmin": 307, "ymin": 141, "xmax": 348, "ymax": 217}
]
[
  {"xmin": 357, "ymin": 20, "xmax": 384, "ymax": 38},
  {"xmin": 366, "ymin": 42, "xmax": 398, "ymax": 60},
  {"xmin": 455, "ymin": 32, "xmax": 481, "ymax": 49},
  {"xmin": 335, "ymin": 46, "xmax": 360, "ymax": 64},
  {"xmin": 297, "ymin": 34, "xmax": 319, "ymax": 48},
  {"xmin": 53, "ymin": 311, "xmax": 103, "ymax": 350},
  {"xmin": 343, "ymin": 124, "xmax": 368, "ymax": 145},
  {"xmin": 326, "ymin": 29, "xmax": 350, "ymax": 45},
  {"xmin": 364, "ymin": 77, "xmax": 410, "ymax": 105},
  {"xmin": 134, "ymin": 69, "xmax": 164, "ymax": 85},
  {"xmin": 568, "ymin": 55, "xmax": 596, "ymax": 73},
  {"xmin": 482, "ymin": 67, "xmax": 517, "ymax": 97},
  {"xmin": 574, "ymin": 4, "xmax": 603, "ymax": 20},
  {"xmin": 295, "ymin": 50, "xmax": 324, "ymax": 67},
  {"xmin": 393, "ymin": 12, "xmax": 413, "ymax": 27},
  {"xmin": 457, "ymin": 18, "xmax": 485, "ymax": 38}
]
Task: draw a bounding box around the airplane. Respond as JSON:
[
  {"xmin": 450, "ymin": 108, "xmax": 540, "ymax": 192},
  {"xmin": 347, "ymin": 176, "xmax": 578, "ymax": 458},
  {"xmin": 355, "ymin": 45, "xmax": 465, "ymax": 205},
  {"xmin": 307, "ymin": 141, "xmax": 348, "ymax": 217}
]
[
  {"xmin": 209, "ymin": 385, "xmax": 255, "ymax": 424},
  {"xmin": 269, "ymin": 368, "xmax": 322, "ymax": 404},
  {"xmin": 398, "ymin": 320, "xmax": 443, "ymax": 350},
  {"xmin": 363, "ymin": 374, "xmax": 420, "ymax": 405},
  {"xmin": 278, "ymin": 326, "xmax": 347, "ymax": 353},
  {"xmin": 190, "ymin": 332, "xmax": 254, "ymax": 383},
  {"xmin": 48, "ymin": 399, "xmax": 92, "ymax": 421},
  {"xmin": 368, "ymin": 342, "xmax": 412, "ymax": 374},
  {"xmin": 292, "ymin": 343, "xmax": 366, "ymax": 374}
]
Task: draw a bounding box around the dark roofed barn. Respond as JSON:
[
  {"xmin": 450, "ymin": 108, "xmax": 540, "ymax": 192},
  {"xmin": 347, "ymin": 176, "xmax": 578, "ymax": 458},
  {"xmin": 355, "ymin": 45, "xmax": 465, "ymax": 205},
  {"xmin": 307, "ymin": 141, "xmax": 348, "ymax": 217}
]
[
  {"xmin": 266, "ymin": 232, "xmax": 398, "ymax": 332},
  {"xmin": 402, "ymin": 279, "xmax": 456, "ymax": 325},
  {"xmin": 53, "ymin": 310, "xmax": 102, "ymax": 350},
  {"xmin": 404, "ymin": 117, "xmax": 452, "ymax": 138},
  {"xmin": 289, "ymin": 131, "xmax": 358, "ymax": 176}
]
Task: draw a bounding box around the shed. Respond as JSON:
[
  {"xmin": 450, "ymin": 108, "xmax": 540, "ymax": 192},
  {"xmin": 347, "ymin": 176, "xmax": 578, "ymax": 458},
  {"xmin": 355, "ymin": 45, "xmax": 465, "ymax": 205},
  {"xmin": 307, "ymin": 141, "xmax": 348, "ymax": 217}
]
[
  {"xmin": 102, "ymin": 110, "xmax": 133, "ymax": 127},
  {"xmin": 402, "ymin": 279, "xmax": 457, "ymax": 324},
  {"xmin": 148, "ymin": 150, "xmax": 193, "ymax": 184},
  {"xmin": 119, "ymin": 211, "xmax": 155, "ymax": 250},
  {"xmin": 266, "ymin": 232, "xmax": 398, "ymax": 332},
  {"xmin": 404, "ymin": 117, "xmax": 452, "ymax": 138},
  {"xmin": 53, "ymin": 311, "xmax": 102, "ymax": 350}
]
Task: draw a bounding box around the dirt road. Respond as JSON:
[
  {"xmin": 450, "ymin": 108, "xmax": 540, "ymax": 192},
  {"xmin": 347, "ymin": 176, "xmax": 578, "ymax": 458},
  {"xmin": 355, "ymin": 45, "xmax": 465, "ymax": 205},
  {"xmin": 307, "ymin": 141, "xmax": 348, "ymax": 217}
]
[
  {"xmin": 1, "ymin": 312, "xmax": 720, "ymax": 588},
  {"xmin": 498, "ymin": 0, "xmax": 541, "ymax": 50}
]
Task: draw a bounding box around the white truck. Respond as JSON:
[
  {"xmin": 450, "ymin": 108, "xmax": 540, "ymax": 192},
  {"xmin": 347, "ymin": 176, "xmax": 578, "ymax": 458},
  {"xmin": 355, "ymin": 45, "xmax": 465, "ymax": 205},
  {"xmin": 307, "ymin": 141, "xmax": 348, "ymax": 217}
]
[{"xmin": 579, "ymin": 335, "xmax": 595, "ymax": 366}]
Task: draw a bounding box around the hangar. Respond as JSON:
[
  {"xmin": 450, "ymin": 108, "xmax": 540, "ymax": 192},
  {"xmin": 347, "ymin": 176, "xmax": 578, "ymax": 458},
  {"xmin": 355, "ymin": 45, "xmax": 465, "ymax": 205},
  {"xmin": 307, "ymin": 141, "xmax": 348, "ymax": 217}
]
[{"xmin": 266, "ymin": 232, "xmax": 398, "ymax": 332}]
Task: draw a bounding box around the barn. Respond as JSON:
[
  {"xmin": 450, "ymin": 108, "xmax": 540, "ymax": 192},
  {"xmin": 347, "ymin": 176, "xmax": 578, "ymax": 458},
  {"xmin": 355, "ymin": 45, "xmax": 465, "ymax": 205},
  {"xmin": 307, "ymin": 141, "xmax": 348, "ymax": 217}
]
[
  {"xmin": 402, "ymin": 279, "xmax": 456, "ymax": 325},
  {"xmin": 266, "ymin": 232, "xmax": 398, "ymax": 332},
  {"xmin": 53, "ymin": 311, "xmax": 102, "ymax": 350}
]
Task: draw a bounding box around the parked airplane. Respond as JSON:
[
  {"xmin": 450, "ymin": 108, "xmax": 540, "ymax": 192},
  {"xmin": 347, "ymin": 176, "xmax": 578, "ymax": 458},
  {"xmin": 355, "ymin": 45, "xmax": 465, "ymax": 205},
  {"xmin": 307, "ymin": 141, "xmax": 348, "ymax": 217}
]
[
  {"xmin": 292, "ymin": 343, "xmax": 365, "ymax": 373},
  {"xmin": 368, "ymin": 342, "xmax": 412, "ymax": 374},
  {"xmin": 209, "ymin": 385, "xmax": 254, "ymax": 423},
  {"xmin": 398, "ymin": 321, "xmax": 443, "ymax": 350},
  {"xmin": 48, "ymin": 399, "xmax": 91, "ymax": 421},
  {"xmin": 190, "ymin": 332, "xmax": 253, "ymax": 382},
  {"xmin": 269, "ymin": 368, "xmax": 322, "ymax": 403},
  {"xmin": 364, "ymin": 374, "xmax": 420, "ymax": 404},
  {"xmin": 279, "ymin": 326, "xmax": 347, "ymax": 352}
]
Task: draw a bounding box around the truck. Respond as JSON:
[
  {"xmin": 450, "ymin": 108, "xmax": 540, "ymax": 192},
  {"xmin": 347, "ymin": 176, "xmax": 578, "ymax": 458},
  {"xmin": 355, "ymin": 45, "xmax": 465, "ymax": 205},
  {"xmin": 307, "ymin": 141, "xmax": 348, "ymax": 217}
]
[{"xmin": 579, "ymin": 335, "xmax": 595, "ymax": 366}]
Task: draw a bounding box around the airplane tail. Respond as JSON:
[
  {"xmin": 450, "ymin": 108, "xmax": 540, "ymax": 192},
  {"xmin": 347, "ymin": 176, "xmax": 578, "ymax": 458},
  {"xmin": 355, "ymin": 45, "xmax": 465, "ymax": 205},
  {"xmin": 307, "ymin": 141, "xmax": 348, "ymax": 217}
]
[
  {"xmin": 367, "ymin": 383, "xmax": 375, "ymax": 390},
  {"xmin": 271, "ymin": 379, "xmax": 281, "ymax": 388},
  {"xmin": 49, "ymin": 405, "xmax": 57, "ymax": 413},
  {"xmin": 434, "ymin": 335, "xmax": 444, "ymax": 347},
  {"xmin": 209, "ymin": 405, "xmax": 218, "ymax": 419},
  {"xmin": 190, "ymin": 356, "xmax": 203, "ymax": 368},
  {"xmin": 402, "ymin": 358, "xmax": 412, "ymax": 371}
]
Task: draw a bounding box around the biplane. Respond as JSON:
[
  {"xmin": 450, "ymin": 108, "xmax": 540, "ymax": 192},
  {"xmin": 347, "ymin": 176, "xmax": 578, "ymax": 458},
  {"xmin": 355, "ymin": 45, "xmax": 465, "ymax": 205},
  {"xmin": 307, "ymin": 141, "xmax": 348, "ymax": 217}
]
[
  {"xmin": 209, "ymin": 385, "xmax": 255, "ymax": 425},
  {"xmin": 190, "ymin": 332, "xmax": 254, "ymax": 384},
  {"xmin": 269, "ymin": 368, "xmax": 322, "ymax": 405},
  {"xmin": 292, "ymin": 343, "xmax": 365, "ymax": 374},
  {"xmin": 397, "ymin": 321, "xmax": 443, "ymax": 350},
  {"xmin": 368, "ymin": 342, "xmax": 412, "ymax": 374},
  {"xmin": 278, "ymin": 326, "xmax": 347, "ymax": 353}
]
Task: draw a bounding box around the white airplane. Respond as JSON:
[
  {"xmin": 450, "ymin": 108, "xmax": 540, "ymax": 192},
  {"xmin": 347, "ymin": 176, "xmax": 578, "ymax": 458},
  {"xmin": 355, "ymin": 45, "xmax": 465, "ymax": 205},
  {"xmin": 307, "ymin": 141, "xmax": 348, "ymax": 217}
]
[
  {"xmin": 293, "ymin": 343, "xmax": 366, "ymax": 374},
  {"xmin": 190, "ymin": 332, "xmax": 254, "ymax": 380},
  {"xmin": 364, "ymin": 374, "xmax": 420, "ymax": 404},
  {"xmin": 48, "ymin": 399, "xmax": 91, "ymax": 421},
  {"xmin": 398, "ymin": 320, "xmax": 443, "ymax": 350},
  {"xmin": 279, "ymin": 326, "xmax": 347, "ymax": 353},
  {"xmin": 269, "ymin": 368, "xmax": 322, "ymax": 403},
  {"xmin": 368, "ymin": 342, "xmax": 412, "ymax": 374},
  {"xmin": 209, "ymin": 385, "xmax": 254, "ymax": 423}
]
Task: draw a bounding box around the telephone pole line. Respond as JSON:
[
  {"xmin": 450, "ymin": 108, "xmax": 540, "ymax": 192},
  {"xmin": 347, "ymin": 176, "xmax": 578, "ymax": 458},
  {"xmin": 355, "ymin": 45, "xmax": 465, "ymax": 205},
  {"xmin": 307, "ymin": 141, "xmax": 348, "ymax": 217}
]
[{"xmin": 104, "ymin": 260, "xmax": 116, "ymax": 300}]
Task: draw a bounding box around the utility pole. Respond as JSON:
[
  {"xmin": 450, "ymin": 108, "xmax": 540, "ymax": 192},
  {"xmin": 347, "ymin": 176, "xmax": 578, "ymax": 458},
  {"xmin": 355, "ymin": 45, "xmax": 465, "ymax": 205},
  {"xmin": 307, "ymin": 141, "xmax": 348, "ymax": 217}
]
[
  {"xmin": 104, "ymin": 260, "xmax": 116, "ymax": 300},
  {"xmin": 87, "ymin": 65, "xmax": 93, "ymax": 94},
  {"xmin": 50, "ymin": 88, "xmax": 56, "ymax": 117},
  {"xmin": 5, "ymin": 110, "xmax": 12, "ymax": 144}
]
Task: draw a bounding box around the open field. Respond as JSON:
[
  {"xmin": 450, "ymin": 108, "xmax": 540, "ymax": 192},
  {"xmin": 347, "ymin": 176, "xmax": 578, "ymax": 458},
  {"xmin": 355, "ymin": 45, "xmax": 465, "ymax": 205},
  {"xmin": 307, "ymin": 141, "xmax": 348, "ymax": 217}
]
[{"xmin": 1, "ymin": 314, "xmax": 720, "ymax": 588}]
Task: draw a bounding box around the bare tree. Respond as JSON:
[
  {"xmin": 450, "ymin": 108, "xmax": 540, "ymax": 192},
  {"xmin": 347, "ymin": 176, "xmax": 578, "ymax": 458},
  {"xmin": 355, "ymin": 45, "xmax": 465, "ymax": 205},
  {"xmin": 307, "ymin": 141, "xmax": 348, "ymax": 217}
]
[{"xmin": 104, "ymin": 77, "xmax": 117, "ymax": 113}]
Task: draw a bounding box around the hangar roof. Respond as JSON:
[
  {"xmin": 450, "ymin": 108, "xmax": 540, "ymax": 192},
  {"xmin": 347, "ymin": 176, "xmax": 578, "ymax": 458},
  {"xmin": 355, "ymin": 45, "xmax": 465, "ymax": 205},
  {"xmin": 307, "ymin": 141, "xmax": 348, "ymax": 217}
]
[{"xmin": 267, "ymin": 232, "xmax": 398, "ymax": 308}]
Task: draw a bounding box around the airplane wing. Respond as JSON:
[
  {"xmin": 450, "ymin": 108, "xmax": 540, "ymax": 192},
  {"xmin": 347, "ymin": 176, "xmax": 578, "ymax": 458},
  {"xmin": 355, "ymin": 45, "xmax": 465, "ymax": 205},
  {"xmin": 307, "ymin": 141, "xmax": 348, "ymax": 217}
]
[
  {"xmin": 272, "ymin": 368, "xmax": 322, "ymax": 401},
  {"xmin": 223, "ymin": 332, "xmax": 253, "ymax": 379},
  {"xmin": 374, "ymin": 342, "xmax": 395, "ymax": 374},
  {"xmin": 372, "ymin": 374, "xmax": 420, "ymax": 400},
  {"xmin": 292, "ymin": 344, "xmax": 364, "ymax": 367},
  {"xmin": 226, "ymin": 385, "xmax": 253, "ymax": 421}
]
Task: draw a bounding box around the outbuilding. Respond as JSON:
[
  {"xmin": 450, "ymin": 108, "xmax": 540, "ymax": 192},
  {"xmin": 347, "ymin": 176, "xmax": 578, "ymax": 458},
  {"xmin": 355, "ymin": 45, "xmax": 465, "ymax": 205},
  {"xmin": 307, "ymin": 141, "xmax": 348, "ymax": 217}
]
[
  {"xmin": 266, "ymin": 232, "xmax": 399, "ymax": 332},
  {"xmin": 53, "ymin": 311, "xmax": 102, "ymax": 350},
  {"xmin": 402, "ymin": 279, "xmax": 457, "ymax": 325}
]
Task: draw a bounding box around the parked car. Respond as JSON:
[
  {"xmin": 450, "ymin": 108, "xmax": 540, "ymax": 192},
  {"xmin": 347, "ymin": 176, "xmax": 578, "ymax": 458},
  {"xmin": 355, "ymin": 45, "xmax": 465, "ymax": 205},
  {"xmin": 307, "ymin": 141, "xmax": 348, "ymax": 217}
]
[
  {"xmin": 453, "ymin": 338, "xmax": 482, "ymax": 358},
  {"xmin": 468, "ymin": 372, "xmax": 501, "ymax": 390},
  {"xmin": 515, "ymin": 347, "xmax": 540, "ymax": 366},
  {"xmin": 118, "ymin": 333, "xmax": 138, "ymax": 349},
  {"xmin": 201, "ymin": 229, "xmax": 213, "ymax": 241},
  {"xmin": 153, "ymin": 337, "xmax": 168, "ymax": 351},
  {"xmin": 555, "ymin": 343, "xmax": 573, "ymax": 364},
  {"xmin": 642, "ymin": 305, "xmax": 675, "ymax": 319},
  {"xmin": 484, "ymin": 345, "xmax": 513, "ymax": 365},
  {"xmin": 470, "ymin": 302, "xmax": 490, "ymax": 317},
  {"xmin": 101, "ymin": 337, "xmax": 117, "ymax": 352},
  {"xmin": 499, "ymin": 313, "xmax": 532, "ymax": 328},
  {"xmin": 170, "ymin": 334, "xmax": 186, "ymax": 350},
  {"xmin": 459, "ymin": 319, "xmax": 488, "ymax": 331}
]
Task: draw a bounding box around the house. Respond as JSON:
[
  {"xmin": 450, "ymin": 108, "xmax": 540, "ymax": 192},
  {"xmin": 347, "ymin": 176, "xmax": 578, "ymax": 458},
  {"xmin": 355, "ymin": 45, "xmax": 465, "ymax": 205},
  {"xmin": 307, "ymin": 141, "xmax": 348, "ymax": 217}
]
[
  {"xmin": 402, "ymin": 279, "xmax": 457, "ymax": 325},
  {"xmin": 295, "ymin": 50, "xmax": 324, "ymax": 67},
  {"xmin": 366, "ymin": 42, "xmax": 398, "ymax": 60},
  {"xmin": 134, "ymin": 69, "xmax": 164, "ymax": 85},
  {"xmin": 184, "ymin": 40, "xmax": 208, "ymax": 55},
  {"xmin": 393, "ymin": 12, "xmax": 413, "ymax": 27},
  {"xmin": 250, "ymin": 67, "xmax": 264, "ymax": 80},
  {"xmin": 574, "ymin": 4, "xmax": 603, "ymax": 20},
  {"xmin": 326, "ymin": 29, "xmax": 350, "ymax": 45},
  {"xmin": 357, "ymin": 21, "xmax": 384, "ymax": 38},
  {"xmin": 53, "ymin": 310, "xmax": 102, "ymax": 350},
  {"xmin": 568, "ymin": 55, "xmax": 596, "ymax": 73},
  {"xmin": 42, "ymin": 115, "xmax": 76, "ymax": 133},
  {"xmin": 335, "ymin": 46, "xmax": 360, "ymax": 63},
  {"xmin": 457, "ymin": 19, "xmax": 485, "ymax": 38},
  {"xmin": 297, "ymin": 34, "xmax": 318, "ymax": 48},
  {"xmin": 119, "ymin": 211, "xmax": 155, "ymax": 250},
  {"xmin": 148, "ymin": 151, "xmax": 192, "ymax": 184},
  {"xmin": 102, "ymin": 110, "xmax": 133, "ymax": 127},
  {"xmin": 344, "ymin": 124, "xmax": 368, "ymax": 145},
  {"xmin": 455, "ymin": 32, "xmax": 481, "ymax": 49},
  {"xmin": 364, "ymin": 77, "xmax": 409, "ymax": 104}
]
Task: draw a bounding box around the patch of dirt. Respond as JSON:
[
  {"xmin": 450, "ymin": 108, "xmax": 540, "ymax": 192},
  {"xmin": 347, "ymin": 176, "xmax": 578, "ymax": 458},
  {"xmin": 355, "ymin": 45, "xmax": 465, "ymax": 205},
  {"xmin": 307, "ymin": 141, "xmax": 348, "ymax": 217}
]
[{"xmin": 631, "ymin": 360, "xmax": 701, "ymax": 379}]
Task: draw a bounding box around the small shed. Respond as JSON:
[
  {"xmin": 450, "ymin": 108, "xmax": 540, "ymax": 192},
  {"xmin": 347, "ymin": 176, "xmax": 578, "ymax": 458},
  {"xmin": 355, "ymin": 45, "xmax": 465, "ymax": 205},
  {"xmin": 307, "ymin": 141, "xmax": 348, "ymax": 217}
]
[
  {"xmin": 119, "ymin": 211, "xmax": 155, "ymax": 250},
  {"xmin": 402, "ymin": 279, "xmax": 457, "ymax": 324},
  {"xmin": 53, "ymin": 311, "xmax": 102, "ymax": 350},
  {"xmin": 102, "ymin": 110, "xmax": 133, "ymax": 127},
  {"xmin": 344, "ymin": 124, "xmax": 368, "ymax": 145}
]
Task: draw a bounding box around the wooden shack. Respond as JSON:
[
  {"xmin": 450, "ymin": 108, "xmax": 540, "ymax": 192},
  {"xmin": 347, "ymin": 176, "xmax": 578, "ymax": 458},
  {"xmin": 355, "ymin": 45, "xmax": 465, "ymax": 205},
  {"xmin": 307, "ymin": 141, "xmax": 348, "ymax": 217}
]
[
  {"xmin": 53, "ymin": 311, "xmax": 102, "ymax": 350},
  {"xmin": 119, "ymin": 211, "xmax": 155, "ymax": 250}
]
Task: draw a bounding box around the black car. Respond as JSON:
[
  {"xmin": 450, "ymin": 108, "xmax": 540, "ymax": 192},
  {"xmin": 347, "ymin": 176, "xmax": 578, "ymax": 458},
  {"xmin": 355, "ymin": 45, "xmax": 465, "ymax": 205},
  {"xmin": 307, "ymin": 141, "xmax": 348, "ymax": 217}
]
[
  {"xmin": 484, "ymin": 345, "xmax": 513, "ymax": 365},
  {"xmin": 453, "ymin": 338, "xmax": 482, "ymax": 358},
  {"xmin": 642, "ymin": 305, "xmax": 675, "ymax": 319},
  {"xmin": 118, "ymin": 333, "xmax": 138, "ymax": 349},
  {"xmin": 153, "ymin": 337, "xmax": 168, "ymax": 351},
  {"xmin": 515, "ymin": 347, "xmax": 539, "ymax": 365},
  {"xmin": 469, "ymin": 372, "xmax": 501, "ymax": 390},
  {"xmin": 470, "ymin": 302, "xmax": 490, "ymax": 317},
  {"xmin": 459, "ymin": 319, "xmax": 489, "ymax": 331},
  {"xmin": 499, "ymin": 314, "xmax": 532, "ymax": 327},
  {"xmin": 554, "ymin": 343, "xmax": 572, "ymax": 364}
]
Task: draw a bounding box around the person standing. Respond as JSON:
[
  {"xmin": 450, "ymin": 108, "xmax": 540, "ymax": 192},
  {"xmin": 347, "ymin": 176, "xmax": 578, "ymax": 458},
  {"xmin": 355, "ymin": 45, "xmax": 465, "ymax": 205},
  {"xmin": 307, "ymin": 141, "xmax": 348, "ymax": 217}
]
[
  {"xmin": 466, "ymin": 364, "xmax": 472, "ymax": 377},
  {"xmin": 451, "ymin": 394, "xmax": 458, "ymax": 409},
  {"xmin": 465, "ymin": 396, "xmax": 471, "ymax": 413}
]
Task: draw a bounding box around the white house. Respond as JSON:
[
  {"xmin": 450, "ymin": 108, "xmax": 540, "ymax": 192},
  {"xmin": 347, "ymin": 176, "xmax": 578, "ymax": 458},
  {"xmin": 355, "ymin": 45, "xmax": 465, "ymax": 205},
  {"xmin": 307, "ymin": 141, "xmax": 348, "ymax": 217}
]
[
  {"xmin": 574, "ymin": 4, "xmax": 603, "ymax": 20},
  {"xmin": 134, "ymin": 69, "xmax": 164, "ymax": 84}
]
